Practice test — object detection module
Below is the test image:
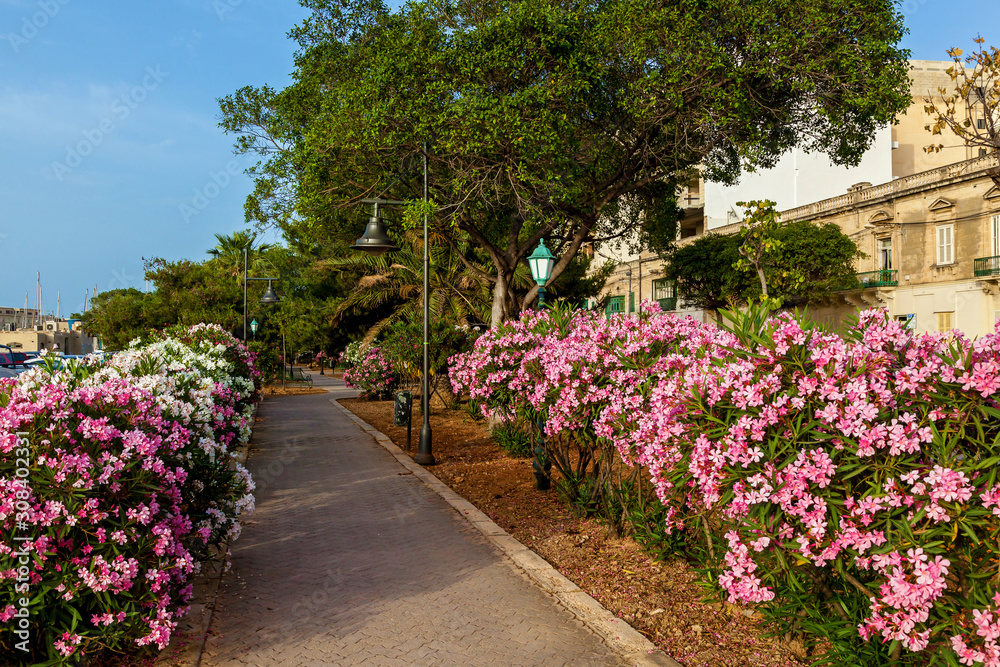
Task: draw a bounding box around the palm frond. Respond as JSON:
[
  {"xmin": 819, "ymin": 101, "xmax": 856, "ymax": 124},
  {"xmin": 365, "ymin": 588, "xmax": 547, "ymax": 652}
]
[{"xmin": 358, "ymin": 273, "xmax": 391, "ymax": 289}]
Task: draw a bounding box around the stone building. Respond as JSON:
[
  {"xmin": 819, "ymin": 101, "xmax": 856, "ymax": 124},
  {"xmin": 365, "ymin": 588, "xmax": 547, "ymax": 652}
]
[
  {"xmin": 592, "ymin": 60, "xmax": 1000, "ymax": 336},
  {"xmin": 0, "ymin": 307, "xmax": 39, "ymax": 331},
  {"xmin": 892, "ymin": 60, "xmax": 981, "ymax": 177},
  {"xmin": 592, "ymin": 153, "xmax": 1000, "ymax": 338},
  {"xmin": 783, "ymin": 154, "xmax": 1000, "ymax": 337},
  {"xmin": 0, "ymin": 319, "xmax": 98, "ymax": 354}
]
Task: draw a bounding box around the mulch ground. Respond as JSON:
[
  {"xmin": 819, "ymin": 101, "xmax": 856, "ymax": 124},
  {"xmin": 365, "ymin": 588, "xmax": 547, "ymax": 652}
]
[{"xmin": 339, "ymin": 395, "xmax": 811, "ymax": 667}]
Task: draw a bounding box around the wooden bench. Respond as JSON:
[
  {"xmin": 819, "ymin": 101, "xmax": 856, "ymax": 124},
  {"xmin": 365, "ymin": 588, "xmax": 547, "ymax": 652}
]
[{"xmin": 284, "ymin": 366, "xmax": 313, "ymax": 387}]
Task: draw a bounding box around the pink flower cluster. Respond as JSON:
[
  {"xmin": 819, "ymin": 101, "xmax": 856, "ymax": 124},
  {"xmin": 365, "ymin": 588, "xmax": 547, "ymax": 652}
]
[
  {"xmin": 343, "ymin": 346, "xmax": 399, "ymax": 399},
  {"xmin": 858, "ymin": 548, "xmax": 950, "ymax": 651},
  {"xmin": 952, "ymin": 594, "xmax": 1000, "ymax": 666},
  {"xmin": 450, "ymin": 303, "xmax": 1000, "ymax": 661},
  {"xmin": 0, "ymin": 324, "xmax": 258, "ymax": 662}
]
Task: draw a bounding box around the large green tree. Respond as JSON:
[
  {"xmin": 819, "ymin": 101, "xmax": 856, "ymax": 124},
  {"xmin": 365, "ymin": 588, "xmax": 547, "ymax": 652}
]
[
  {"xmin": 666, "ymin": 233, "xmax": 751, "ymax": 311},
  {"xmin": 220, "ymin": 0, "xmax": 911, "ymax": 325},
  {"xmin": 667, "ymin": 221, "xmax": 863, "ymax": 310},
  {"xmin": 329, "ymin": 232, "xmax": 494, "ymax": 341},
  {"xmin": 77, "ymin": 288, "xmax": 152, "ymax": 350}
]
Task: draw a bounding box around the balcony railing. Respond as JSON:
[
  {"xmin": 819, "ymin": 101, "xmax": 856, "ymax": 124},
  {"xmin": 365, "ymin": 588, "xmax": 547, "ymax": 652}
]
[
  {"xmin": 975, "ymin": 256, "xmax": 1000, "ymax": 277},
  {"xmin": 854, "ymin": 269, "xmax": 898, "ymax": 288},
  {"xmin": 781, "ymin": 153, "xmax": 1000, "ymax": 223},
  {"xmin": 657, "ymin": 297, "xmax": 678, "ymax": 312}
]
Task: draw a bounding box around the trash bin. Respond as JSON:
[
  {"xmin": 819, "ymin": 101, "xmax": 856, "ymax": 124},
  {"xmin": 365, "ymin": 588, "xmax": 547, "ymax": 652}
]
[{"xmin": 394, "ymin": 390, "xmax": 413, "ymax": 427}]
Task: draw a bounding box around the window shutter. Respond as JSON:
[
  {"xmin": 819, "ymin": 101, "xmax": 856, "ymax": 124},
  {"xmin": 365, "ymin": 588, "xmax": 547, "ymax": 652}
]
[
  {"xmin": 937, "ymin": 225, "xmax": 954, "ymax": 265},
  {"xmin": 992, "ymin": 215, "xmax": 1000, "ymax": 257}
]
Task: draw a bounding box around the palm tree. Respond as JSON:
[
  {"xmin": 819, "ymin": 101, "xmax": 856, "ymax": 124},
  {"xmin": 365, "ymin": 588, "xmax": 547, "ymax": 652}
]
[
  {"xmin": 207, "ymin": 231, "xmax": 274, "ymax": 276},
  {"xmin": 328, "ymin": 231, "xmax": 494, "ymax": 343}
]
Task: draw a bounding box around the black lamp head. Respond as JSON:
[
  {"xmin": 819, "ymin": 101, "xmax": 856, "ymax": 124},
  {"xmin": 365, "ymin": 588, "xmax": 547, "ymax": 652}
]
[
  {"xmin": 260, "ymin": 281, "xmax": 282, "ymax": 304},
  {"xmin": 349, "ymin": 214, "xmax": 398, "ymax": 256}
]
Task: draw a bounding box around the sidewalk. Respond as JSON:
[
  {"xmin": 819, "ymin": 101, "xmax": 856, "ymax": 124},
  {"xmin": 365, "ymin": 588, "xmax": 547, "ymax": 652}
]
[{"xmin": 200, "ymin": 375, "xmax": 634, "ymax": 666}]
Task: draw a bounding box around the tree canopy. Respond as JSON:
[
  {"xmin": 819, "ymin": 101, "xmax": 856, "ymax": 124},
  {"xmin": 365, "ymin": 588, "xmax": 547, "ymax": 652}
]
[
  {"xmin": 219, "ymin": 0, "xmax": 912, "ymax": 325},
  {"xmin": 77, "ymin": 240, "xmax": 360, "ymax": 360},
  {"xmin": 667, "ymin": 220, "xmax": 863, "ymax": 310}
]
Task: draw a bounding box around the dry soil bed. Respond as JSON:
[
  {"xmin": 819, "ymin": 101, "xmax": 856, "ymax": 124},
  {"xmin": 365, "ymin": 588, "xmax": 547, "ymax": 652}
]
[{"xmin": 339, "ymin": 396, "xmax": 810, "ymax": 667}]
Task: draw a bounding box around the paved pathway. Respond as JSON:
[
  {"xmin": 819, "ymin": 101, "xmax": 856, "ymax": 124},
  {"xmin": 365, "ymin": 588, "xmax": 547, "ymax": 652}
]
[{"xmin": 200, "ymin": 375, "xmax": 629, "ymax": 667}]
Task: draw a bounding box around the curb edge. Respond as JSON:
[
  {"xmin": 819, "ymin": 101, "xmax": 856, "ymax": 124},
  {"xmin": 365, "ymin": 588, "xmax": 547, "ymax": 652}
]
[{"xmin": 329, "ymin": 396, "xmax": 683, "ymax": 667}]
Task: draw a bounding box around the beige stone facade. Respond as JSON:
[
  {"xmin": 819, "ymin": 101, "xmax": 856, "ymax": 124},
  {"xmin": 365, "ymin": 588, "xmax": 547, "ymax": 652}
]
[
  {"xmin": 0, "ymin": 307, "xmax": 38, "ymax": 331},
  {"xmin": 0, "ymin": 319, "xmax": 97, "ymax": 354},
  {"xmin": 892, "ymin": 60, "xmax": 975, "ymax": 178},
  {"xmin": 595, "ymin": 153, "xmax": 1000, "ymax": 339},
  {"xmin": 782, "ymin": 153, "xmax": 1000, "ymax": 337}
]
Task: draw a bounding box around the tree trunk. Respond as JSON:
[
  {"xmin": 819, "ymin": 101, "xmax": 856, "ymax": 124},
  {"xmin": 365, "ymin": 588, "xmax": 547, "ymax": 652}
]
[
  {"xmin": 757, "ymin": 266, "xmax": 769, "ymax": 299},
  {"xmin": 490, "ymin": 273, "xmax": 509, "ymax": 328}
]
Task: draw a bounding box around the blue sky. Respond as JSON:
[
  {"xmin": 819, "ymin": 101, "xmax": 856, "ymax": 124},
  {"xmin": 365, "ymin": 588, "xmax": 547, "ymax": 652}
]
[{"xmin": 0, "ymin": 0, "xmax": 994, "ymax": 313}]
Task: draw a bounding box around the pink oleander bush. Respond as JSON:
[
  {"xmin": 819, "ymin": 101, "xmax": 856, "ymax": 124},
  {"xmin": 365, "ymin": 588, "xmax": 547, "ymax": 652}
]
[
  {"xmin": 450, "ymin": 303, "xmax": 1000, "ymax": 666},
  {"xmin": 343, "ymin": 346, "xmax": 399, "ymax": 400},
  {"xmin": 0, "ymin": 324, "xmax": 257, "ymax": 665}
]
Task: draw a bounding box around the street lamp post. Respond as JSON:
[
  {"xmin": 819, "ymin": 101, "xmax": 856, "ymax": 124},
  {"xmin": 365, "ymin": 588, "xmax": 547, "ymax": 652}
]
[
  {"xmin": 527, "ymin": 240, "xmax": 557, "ymax": 491},
  {"xmin": 243, "ymin": 278, "xmax": 281, "ymax": 338},
  {"xmin": 242, "ymin": 266, "xmax": 281, "ymax": 390},
  {"xmin": 350, "ymin": 146, "xmax": 434, "ymax": 466},
  {"xmin": 243, "ymin": 246, "xmax": 282, "ymax": 341}
]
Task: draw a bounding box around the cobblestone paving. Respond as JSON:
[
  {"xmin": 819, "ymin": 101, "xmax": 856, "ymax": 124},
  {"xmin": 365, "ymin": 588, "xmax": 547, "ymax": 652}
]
[{"xmin": 201, "ymin": 380, "xmax": 628, "ymax": 666}]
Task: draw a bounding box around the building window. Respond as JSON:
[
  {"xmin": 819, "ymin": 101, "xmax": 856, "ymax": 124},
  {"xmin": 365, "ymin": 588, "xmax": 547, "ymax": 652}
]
[
  {"xmin": 652, "ymin": 279, "xmax": 677, "ymax": 311},
  {"xmin": 981, "ymin": 148, "xmax": 989, "ymax": 157},
  {"xmin": 936, "ymin": 224, "xmax": 954, "ymax": 265},
  {"xmin": 936, "ymin": 312, "xmax": 954, "ymax": 333},
  {"xmin": 606, "ymin": 295, "xmax": 624, "ymax": 318},
  {"xmin": 993, "ymin": 215, "xmax": 1000, "ymax": 258},
  {"xmin": 877, "ymin": 237, "xmax": 892, "ymax": 270},
  {"xmin": 979, "ymin": 118, "xmax": 988, "ymax": 129}
]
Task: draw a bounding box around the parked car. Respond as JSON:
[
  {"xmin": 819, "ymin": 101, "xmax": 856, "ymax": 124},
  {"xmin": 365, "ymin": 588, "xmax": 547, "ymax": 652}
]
[
  {"xmin": 0, "ymin": 345, "xmax": 29, "ymax": 368},
  {"xmin": 0, "ymin": 366, "xmax": 20, "ymax": 379}
]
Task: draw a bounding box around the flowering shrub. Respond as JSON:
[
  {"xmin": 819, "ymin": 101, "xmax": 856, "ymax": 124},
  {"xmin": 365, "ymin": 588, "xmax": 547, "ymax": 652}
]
[
  {"xmin": 338, "ymin": 340, "xmax": 367, "ymax": 371},
  {"xmin": 450, "ymin": 303, "xmax": 1000, "ymax": 666},
  {"xmin": 378, "ymin": 319, "xmax": 481, "ymax": 403},
  {"xmin": 150, "ymin": 323, "xmax": 262, "ymax": 400},
  {"xmin": 0, "ymin": 324, "xmax": 257, "ymax": 664},
  {"xmin": 343, "ymin": 346, "xmax": 399, "ymax": 400},
  {"xmin": 248, "ymin": 340, "xmax": 279, "ymax": 386}
]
